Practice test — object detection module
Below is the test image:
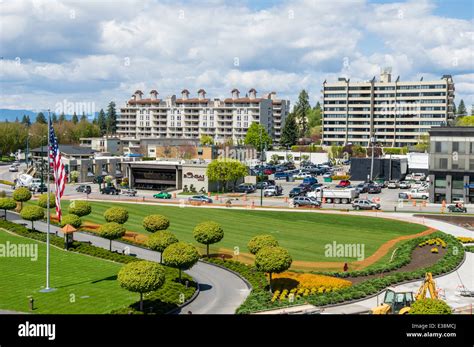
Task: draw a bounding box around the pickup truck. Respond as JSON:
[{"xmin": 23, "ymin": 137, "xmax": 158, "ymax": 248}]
[
  {"xmin": 399, "ymin": 189, "xmax": 429, "ymax": 200},
  {"xmin": 307, "ymin": 188, "xmax": 358, "ymax": 204}
]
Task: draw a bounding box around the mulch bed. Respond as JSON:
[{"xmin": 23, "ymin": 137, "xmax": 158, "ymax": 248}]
[{"xmin": 347, "ymin": 245, "xmax": 446, "ymax": 284}]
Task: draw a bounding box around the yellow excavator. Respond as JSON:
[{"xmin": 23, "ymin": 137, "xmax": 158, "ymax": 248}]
[{"xmin": 371, "ymin": 272, "xmax": 439, "ymax": 314}]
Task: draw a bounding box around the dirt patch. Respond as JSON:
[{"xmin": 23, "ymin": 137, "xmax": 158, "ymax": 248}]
[
  {"xmin": 348, "ymin": 245, "xmax": 446, "ymax": 284},
  {"xmin": 415, "ymin": 214, "xmax": 474, "ymax": 230}
]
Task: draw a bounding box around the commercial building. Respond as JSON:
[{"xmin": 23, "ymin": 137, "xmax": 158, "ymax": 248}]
[
  {"xmin": 322, "ymin": 71, "xmax": 455, "ymax": 147},
  {"xmin": 117, "ymin": 89, "xmax": 289, "ymax": 145},
  {"xmin": 265, "ymin": 150, "xmax": 329, "ymax": 165},
  {"xmin": 30, "ymin": 145, "xmax": 140, "ymax": 183},
  {"xmin": 349, "ymin": 157, "xmax": 408, "ymax": 181},
  {"xmin": 428, "ymin": 127, "xmax": 474, "ymax": 204},
  {"xmin": 79, "ymin": 137, "xmax": 122, "ymax": 155}
]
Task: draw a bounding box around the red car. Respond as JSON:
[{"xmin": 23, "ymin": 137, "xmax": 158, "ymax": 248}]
[
  {"xmin": 263, "ymin": 168, "xmax": 275, "ymax": 175},
  {"xmin": 338, "ymin": 179, "xmax": 351, "ymax": 187}
]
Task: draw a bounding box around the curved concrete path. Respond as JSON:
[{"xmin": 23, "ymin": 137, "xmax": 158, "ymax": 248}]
[{"xmin": 3, "ymin": 211, "xmax": 251, "ymax": 314}]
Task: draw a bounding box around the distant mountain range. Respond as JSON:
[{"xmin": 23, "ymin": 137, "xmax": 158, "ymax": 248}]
[{"xmin": 0, "ymin": 109, "xmax": 96, "ymax": 121}]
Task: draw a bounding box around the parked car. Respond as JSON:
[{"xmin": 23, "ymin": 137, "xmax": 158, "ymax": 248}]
[
  {"xmin": 303, "ymin": 176, "xmax": 318, "ymax": 185},
  {"xmin": 32, "ymin": 184, "xmax": 48, "ymax": 193},
  {"xmin": 292, "ymin": 196, "xmax": 321, "ymax": 208},
  {"xmin": 352, "ymin": 199, "xmax": 381, "ymax": 210},
  {"xmin": 367, "ymin": 185, "xmax": 382, "ymax": 194},
  {"xmin": 387, "ymin": 180, "xmax": 399, "ymax": 189},
  {"xmin": 398, "ymin": 181, "xmax": 411, "ymax": 189},
  {"xmin": 263, "ymin": 185, "xmax": 283, "ymax": 197},
  {"xmin": 322, "ymin": 172, "xmax": 332, "ymax": 179},
  {"xmin": 154, "ymin": 191, "xmax": 171, "ymax": 199},
  {"xmin": 122, "ymin": 189, "xmax": 137, "ymax": 197},
  {"xmin": 355, "ymin": 183, "xmax": 370, "ymax": 193},
  {"xmin": 275, "ymin": 172, "xmax": 291, "ymax": 180},
  {"xmin": 406, "ymin": 173, "xmax": 426, "ymax": 181},
  {"xmin": 235, "ymin": 184, "xmax": 256, "ymax": 193},
  {"xmin": 100, "ymin": 186, "xmax": 120, "ymax": 195},
  {"xmin": 447, "ymin": 204, "xmax": 467, "ymax": 213},
  {"xmin": 76, "ymin": 185, "xmax": 92, "ymax": 193},
  {"xmin": 8, "ymin": 165, "xmax": 18, "ymax": 172},
  {"xmin": 336, "ymin": 180, "xmax": 351, "ymax": 188},
  {"xmin": 289, "ymin": 187, "xmax": 305, "ymax": 198},
  {"xmin": 398, "ymin": 189, "xmax": 429, "ymax": 200},
  {"xmin": 188, "ymin": 195, "xmax": 213, "ymax": 203},
  {"xmin": 256, "ymin": 181, "xmax": 271, "ymax": 189}
]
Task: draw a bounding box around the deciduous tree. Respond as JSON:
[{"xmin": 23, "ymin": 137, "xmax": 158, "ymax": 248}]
[{"xmin": 193, "ymin": 221, "xmax": 224, "ymax": 257}]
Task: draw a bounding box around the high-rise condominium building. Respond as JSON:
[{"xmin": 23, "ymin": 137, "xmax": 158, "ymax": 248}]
[
  {"xmin": 322, "ymin": 71, "xmax": 455, "ymax": 147},
  {"xmin": 117, "ymin": 89, "xmax": 289, "ymax": 144}
]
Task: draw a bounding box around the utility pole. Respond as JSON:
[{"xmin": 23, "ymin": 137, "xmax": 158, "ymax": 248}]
[
  {"xmin": 370, "ymin": 137, "xmax": 375, "ymax": 182},
  {"xmin": 260, "ymin": 126, "xmax": 264, "ymax": 207}
]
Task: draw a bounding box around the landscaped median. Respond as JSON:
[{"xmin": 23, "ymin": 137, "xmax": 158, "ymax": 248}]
[
  {"xmin": 0, "ymin": 220, "xmax": 196, "ymax": 314},
  {"xmin": 206, "ymin": 232, "xmax": 464, "ymax": 313}
]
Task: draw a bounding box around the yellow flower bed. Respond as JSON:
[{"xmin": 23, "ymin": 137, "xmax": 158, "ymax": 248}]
[
  {"xmin": 431, "ymin": 247, "xmax": 439, "ymax": 253},
  {"xmin": 418, "ymin": 238, "xmax": 446, "ymax": 248},
  {"xmin": 457, "ymin": 237, "xmax": 474, "ymax": 244},
  {"xmin": 270, "ymin": 272, "xmax": 352, "ymax": 301}
]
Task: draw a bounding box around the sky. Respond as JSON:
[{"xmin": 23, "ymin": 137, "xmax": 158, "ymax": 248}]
[{"xmin": 0, "ymin": 0, "xmax": 473, "ymax": 114}]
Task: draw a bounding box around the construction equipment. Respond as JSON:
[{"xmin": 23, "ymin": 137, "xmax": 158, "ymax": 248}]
[{"xmin": 371, "ymin": 272, "xmax": 438, "ymax": 314}]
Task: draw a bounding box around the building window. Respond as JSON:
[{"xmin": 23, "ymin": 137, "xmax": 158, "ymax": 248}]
[
  {"xmin": 452, "ymin": 179, "xmax": 464, "ymax": 190},
  {"xmin": 434, "ymin": 142, "xmax": 448, "ymax": 153},
  {"xmin": 470, "ymin": 159, "xmax": 474, "ymax": 170},
  {"xmin": 437, "ymin": 158, "xmax": 448, "ymax": 169},
  {"xmin": 435, "ymin": 178, "xmax": 446, "ymax": 188},
  {"xmin": 452, "ymin": 160, "xmax": 464, "ymax": 170}
]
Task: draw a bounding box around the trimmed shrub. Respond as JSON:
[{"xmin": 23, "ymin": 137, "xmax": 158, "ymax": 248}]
[
  {"xmin": 59, "ymin": 214, "xmax": 82, "ymax": 228},
  {"xmin": 162, "ymin": 242, "xmax": 200, "ymax": 280},
  {"xmin": 37, "ymin": 193, "xmax": 56, "ymax": 209},
  {"xmin": 409, "ymin": 298, "xmax": 452, "ymax": 314},
  {"xmin": 20, "ymin": 205, "xmax": 44, "ymax": 231},
  {"xmin": 247, "ymin": 234, "xmax": 279, "ymax": 255},
  {"xmin": 118, "ymin": 261, "xmax": 166, "ymax": 311},
  {"xmin": 104, "ymin": 207, "xmax": 129, "ymax": 224},
  {"xmin": 146, "ymin": 231, "xmax": 178, "ymax": 263},
  {"xmin": 0, "ymin": 198, "xmax": 17, "ymax": 221},
  {"xmin": 255, "ymin": 246, "xmax": 292, "ymax": 292},
  {"xmin": 143, "ymin": 215, "xmax": 170, "ymax": 233},
  {"xmin": 98, "ymin": 222, "xmax": 126, "ymax": 251},
  {"xmin": 193, "ymin": 221, "xmax": 224, "ymax": 257},
  {"xmin": 13, "ymin": 187, "xmax": 32, "ymax": 210},
  {"xmin": 68, "ymin": 201, "xmax": 92, "ymax": 217}
]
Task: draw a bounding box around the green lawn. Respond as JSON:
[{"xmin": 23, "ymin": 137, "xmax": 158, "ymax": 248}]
[
  {"xmin": 0, "ymin": 229, "xmax": 137, "ymax": 314},
  {"xmin": 72, "ymin": 201, "xmax": 427, "ymax": 263}
]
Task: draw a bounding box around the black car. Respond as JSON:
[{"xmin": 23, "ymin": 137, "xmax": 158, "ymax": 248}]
[
  {"xmin": 34, "ymin": 184, "xmax": 48, "ymax": 193},
  {"xmin": 297, "ymin": 183, "xmax": 312, "ymax": 192},
  {"xmin": 235, "ymin": 184, "xmax": 256, "ymax": 193},
  {"xmin": 76, "ymin": 185, "xmax": 92, "ymax": 193},
  {"xmin": 367, "ymin": 185, "xmax": 382, "ymax": 194},
  {"xmin": 101, "ymin": 186, "xmax": 120, "ymax": 195},
  {"xmin": 289, "ymin": 187, "xmax": 305, "ymax": 198},
  {"xmin": 355, "ymin": 183, "xmax": 369, "ymax": 193}
]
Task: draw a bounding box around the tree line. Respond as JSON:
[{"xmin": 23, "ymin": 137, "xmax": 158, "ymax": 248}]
[{"xmin": 0, "ymin": 102, "xmax": 117, "ymax": 157}]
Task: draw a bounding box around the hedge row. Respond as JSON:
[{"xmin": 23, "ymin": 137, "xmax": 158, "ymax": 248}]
[
  {"xmin": 0, "ymin": 220, "xmax": 197, "ymax": 314},
  {"xmin": 290, "ymin": 145, "xmax": 325, "ymax": 153},
  {"xmin": 235, "ymin": 232, "xmax": 464, "ymax": 313}
]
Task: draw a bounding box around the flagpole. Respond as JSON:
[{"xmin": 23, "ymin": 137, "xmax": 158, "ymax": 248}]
[{"xmin": 40, "ymin": 109, "xmax": 54, "ymax": 292}]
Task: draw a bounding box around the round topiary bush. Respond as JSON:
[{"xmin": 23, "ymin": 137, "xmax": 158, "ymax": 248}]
[
  {"xmin": 193, "ymin": 221, "xmax": 224, "ymax": 257},
  {"xmin": 59, "ymin": 214, "xmax": 82, "ymax": 228},
  {"xmin": 13, "ymin": 187, "xmax": 32, "ymax": 210},
  {"xmin": 255, "ymin": 246, "xmax": 292, "ymax": 292},
  {"xmin": 104, "ymin": 207, "xmax": 129, "ymax": 224},
  {"xmin": 146, "ymin": 231, "xmax": 178, "ymax": 263},
  {"xmin": 117, "ymin": 260, "xmax": 166, "ymax": 311},
  {"xmin": 409, "ymin": 298, "xmax": 452, "ymax": 314},
  {"xmin": 20, "ymin": 205, "xmax": 45, "ymax": 231},
  {"xmin": 98, "ymin": 222, "xmax": 126, "ymax": 251},
  {"xmin": 142, "ymin": 214, "xmax": 170, "ymax": 233},
  {"xmin": 68, "ymin": 201, "xmax": 92, "ymax": 217},
  {"xmin": 0, "ymin": 197, "xmax": 17, "ymax": 221},
  {"xmin": 37, "ymin": 193, "xmax": 56, "ymax": 209},
  {"xmin": 162, "ymin": 242, "xmax": 200, "ymax": 280},
  {"xmin": 247, "ymin": 234, "xmax": 279, "ymax": 255}
]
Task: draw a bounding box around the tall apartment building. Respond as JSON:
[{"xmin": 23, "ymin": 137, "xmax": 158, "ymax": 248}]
[
  {"xmin": 322, "ymin": 71, "xmax": 455, "ymax": 147},
  {"xmin": 117, "ymin": 89, "xmax": 289, "ymax": 145}
]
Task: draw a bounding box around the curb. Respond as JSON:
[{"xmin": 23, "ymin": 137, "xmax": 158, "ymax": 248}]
[
  {"xmin": 200, "ymin": 259, "xmax": 253, "ymax": 291},
  {"xmin": 165, "ymin": 280, "xmax": 201, "ymax": 315}
]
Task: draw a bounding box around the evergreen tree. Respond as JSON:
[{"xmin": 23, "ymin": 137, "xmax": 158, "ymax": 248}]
[
  {"xmin": 106, "ymin": 101, "xmax": 117, "ymax": 135},
  {"xmin": 51, "ymin": 113, "xmax": 58, "ymax": 123},
  {"xmin": 280, "ymin": 112, "xmax": 298, "ymax": 147},
  {"xmin": 294, "ymin": 90, "xmax": 310, "ymax": 137},
  {"xmin": 72, "ymin": 112, "xmax": 79, "ymax": 124},
  {"xmin": 59, "ymin": 113, "xmax": 66, "ymax": 122},
  {"xmin": 21, "ymin": 115, "xmax": 31, "ymax": 127},
  {"xmin": 80, "ymin": 113, "xmax": 87, "ymax": 122},
  {"xmin": 36, "ymin": 112, "xmax": 47, "ymax": 124},
  {"xmin": 97, "ymin": 109, "xmax": 107, "ymax": 135},
  {"xmin": 457, "ymin": 99, "xmax": 467, "ymax": 117},
  {"xmin": 15, "ymin": 116, "xmax": 19, "ymax": 123}
]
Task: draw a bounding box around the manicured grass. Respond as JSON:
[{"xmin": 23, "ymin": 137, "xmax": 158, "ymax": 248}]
[
  {"xmin": 0, "ymin": 229, "xmax": 137, "ymax": 314},
  {"xmin": 72, "ymin": 201, "xmax": 427, "ymax": 263}
]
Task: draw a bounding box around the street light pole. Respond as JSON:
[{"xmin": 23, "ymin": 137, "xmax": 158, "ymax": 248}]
[
  {"xmin": 260, "ymin": 126, "xmax": 263, "ymax": 207},
  {"xmin": 370, "ymin": 137, "xmax": 375, "ymax": 182}
]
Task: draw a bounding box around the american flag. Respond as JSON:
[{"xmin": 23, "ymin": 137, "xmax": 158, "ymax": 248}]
[{"xmin": 49, "ymin": 122, "xmax": 66, "ymax": 222}]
